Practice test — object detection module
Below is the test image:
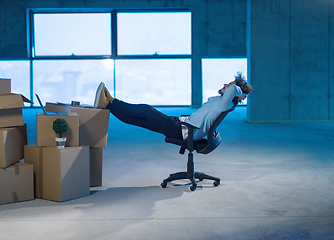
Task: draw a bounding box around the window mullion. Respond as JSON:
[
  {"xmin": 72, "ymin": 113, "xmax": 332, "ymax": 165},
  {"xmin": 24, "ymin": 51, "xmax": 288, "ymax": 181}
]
[{"xmin": 112, "ymin": 10, "xmax": 117, "ymax": 57}]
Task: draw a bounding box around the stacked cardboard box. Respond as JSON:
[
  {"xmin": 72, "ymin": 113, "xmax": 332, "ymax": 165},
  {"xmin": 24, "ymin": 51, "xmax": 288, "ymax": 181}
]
[
  {"xmin": 0, "ymin": 78, "xmax": 34, "ymax": 205},
  {"xmin": 24, "ymin": 107, "xmax": 87, "ymax": 202},
  {"xmin": 36, "ymin": 112, "xmax": 79, "ymax": 147},
  {"xmin": 24, "ymin": 144, "xmax": 91, "ymax": 202},
  {"xmin": 23, "ymin": 100, "xmax": 109, "ymax": 202},
  {"xmin": 46, "ymin": 102, "xmax": 109, "ymax": 187},
  {"xmin": 0, "ymin": 77, "xmax": 110, "ymax": 203}
]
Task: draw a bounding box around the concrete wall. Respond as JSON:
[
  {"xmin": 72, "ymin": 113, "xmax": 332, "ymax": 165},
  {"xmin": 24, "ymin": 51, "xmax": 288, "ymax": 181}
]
[
  {"xmin": 247, "ymin": 0, "xmax": 334, "ymax": 122},
  {"xmin": 1, "ymin": 0, "xmax": 332, "ymax": 121},
  {"xmin": 0, "ymin": 0, "xmax": 247, "ymax": 108}
]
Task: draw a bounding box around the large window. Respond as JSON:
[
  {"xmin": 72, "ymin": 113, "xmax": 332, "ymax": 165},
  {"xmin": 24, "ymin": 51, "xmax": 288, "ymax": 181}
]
[
  {"xmin": 117, "ymin": 13, "xmax": 191, "ymax": 55},
  {"xmin": 29, "ymin": 10, "xmax": 191, "ymax": 106},
  {"xmin": 202, "ymin": 58, "xmax": 248, "ymax": 104},
  {"xmin": 34, "ymin": 14, "xmax": 111, "ymax": 56}
]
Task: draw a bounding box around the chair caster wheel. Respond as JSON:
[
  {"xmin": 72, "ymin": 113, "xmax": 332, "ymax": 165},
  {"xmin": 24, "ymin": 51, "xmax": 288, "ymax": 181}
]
[
  {"xmin": 190, "ymin": 185, "xmax": 196, "ymax": 191},
  {"xmin": 161, "ymin": 182, "xmax": 167, "ymax": 188},
  {"xmin": 213, "ymin": 180, "xmax": 220, "ymax": 187}
]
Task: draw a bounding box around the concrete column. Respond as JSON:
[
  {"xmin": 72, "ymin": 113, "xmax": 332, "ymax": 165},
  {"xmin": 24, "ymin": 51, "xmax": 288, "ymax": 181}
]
[
  {"xmin": 247, "ymin": 0, "xmax": 291, "ymax": 122},
  {"xmin": 290, "ymin": 0, "xmax": 329, "ymax": 121},
  {"xmin": 247, "ymin": 0, "xmax": 333, "ymax": 122},
  {"xmin": 190, "ymin": 0, "xmax": 206, "ymax": 108},
  {"xmin": 329, "ymin": 0, "xmax": 334, "ymax": 119}
]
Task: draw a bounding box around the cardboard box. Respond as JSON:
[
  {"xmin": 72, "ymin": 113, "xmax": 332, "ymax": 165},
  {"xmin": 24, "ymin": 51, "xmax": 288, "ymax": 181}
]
[
  {"xmin": 0, "ymin": 108, "xmax": 24, "ymax": 128},
  {"xmin": 90, "ymin": 147, "xmax": 103, "ymax": 187},
  {"xmin": 0, "ymin": 125, "xmax": 27, "ymax": 168},
  {"xmin": 24, "ymin": 145, "xmax": 94, "ymax": 199},
  {"xmin": 0, "ymin": 78, "xmax": 11, "ymax": 95},
  {"xmin": 36, "ymin": 112, "xmax": 79, "ymax": 147},
  {"xmin": 0, "ymin": 94, "xmax": 32, "ymax": 110},
  {"xmin": 46, "ymin": 103, "xmax": 110, "ymax": 148},
  {"xmin": 45, "ymin": 103, "xmax": 70, "ymax": 113},
  {"xmin": 42, "ymin": 146, "xmax": 90, "ymax": 202},
  {"xmin": 0, "ymin": 94, "xmax": 32, "ymax": 128},
  {"xmin": 24, "ymin": 145, "xmax": 43, "ymax": 198},
  {"xmin": 0, "ymin": 162, "xmax": 34, "ymax": 205}
]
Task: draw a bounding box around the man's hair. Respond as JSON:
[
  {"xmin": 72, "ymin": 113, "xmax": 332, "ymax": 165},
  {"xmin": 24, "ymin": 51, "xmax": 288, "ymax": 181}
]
[
  {"xmin": 234, "ymin": 72, "xmax": 253, "ymax": 94},
  {"xmin": 231, "ymin": 72, "xmax": 253, "ymax": 106}
]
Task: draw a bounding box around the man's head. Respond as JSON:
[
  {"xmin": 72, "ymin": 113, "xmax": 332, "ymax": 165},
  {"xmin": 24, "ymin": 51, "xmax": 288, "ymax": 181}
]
[
  {"xmin": 234, "ymin": 72, "xmax": 253, "ymax": 94},
  {"xmin": 218, "ymin": 72, "xmax": 253, "ymax": 105}
]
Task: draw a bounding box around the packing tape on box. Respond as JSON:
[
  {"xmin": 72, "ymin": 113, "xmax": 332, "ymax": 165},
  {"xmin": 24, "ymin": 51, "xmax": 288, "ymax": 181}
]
[
  {"xmin": 12, "ymin": 192, "xmax": 19, "ymax": 203},
  {"xmin": 15, "ymin": 165, "xmax": 20, "ymax": 175}
]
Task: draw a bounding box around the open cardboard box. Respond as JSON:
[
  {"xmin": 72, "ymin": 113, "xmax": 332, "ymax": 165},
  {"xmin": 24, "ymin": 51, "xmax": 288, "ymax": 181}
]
[
  {"xmin": 46, "ymin": 103, "xmax": 109, "ymax": 148},
  {"xmin": 0, "ymin": 94, "xmax": 33, "ymax": 128},
  {"xmin": 0, "ymin": 94, "xmax": 32, "ymax": 109}
]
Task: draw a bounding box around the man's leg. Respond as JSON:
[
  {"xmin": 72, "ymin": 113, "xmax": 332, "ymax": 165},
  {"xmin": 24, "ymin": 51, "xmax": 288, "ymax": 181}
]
[
  {"xmin": 94, "ymin": 82, "xmax": 182, "ymax": 139},
  {"xmin": 106, "ymin": 100, "xmax": 160, "ymax": 133},
  {"xmin": 107, "ymin": 99, "xmax": 182, "ymax": 139}
]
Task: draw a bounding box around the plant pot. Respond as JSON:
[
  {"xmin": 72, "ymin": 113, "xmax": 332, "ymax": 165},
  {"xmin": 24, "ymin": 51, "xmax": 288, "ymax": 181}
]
[{"xmin": 55, "ymin": 137, "xmax": 66, "ymax": 148}]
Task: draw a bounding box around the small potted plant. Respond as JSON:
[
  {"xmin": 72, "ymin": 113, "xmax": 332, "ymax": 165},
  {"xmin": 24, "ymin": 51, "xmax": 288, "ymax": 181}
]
[{"xmin": 53, "ymin": 118, "xmax": 68, "ymax": 148}]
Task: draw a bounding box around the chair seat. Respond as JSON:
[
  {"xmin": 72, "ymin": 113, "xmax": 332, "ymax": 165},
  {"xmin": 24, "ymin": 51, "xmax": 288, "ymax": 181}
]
[{"xmin": 165, "ymin": 132, "xmax": 221, "ymax": 154}]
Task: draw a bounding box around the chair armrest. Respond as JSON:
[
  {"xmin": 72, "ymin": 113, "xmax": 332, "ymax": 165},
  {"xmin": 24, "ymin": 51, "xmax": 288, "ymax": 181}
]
[
  {"xmin": 165, "ymin": 119, "xmax": 199, "ymax": 153},
  {"xmin": 178, "ymin": 122, "xmax": 199, "ymax": 151},
  {"xmin": 177, "ymin": 121, "xmax": 199, "ymax": 130}
]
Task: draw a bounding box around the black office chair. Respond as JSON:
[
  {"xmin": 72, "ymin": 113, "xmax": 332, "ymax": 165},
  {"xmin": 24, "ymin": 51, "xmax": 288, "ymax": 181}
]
[{"xmin": 161, "ymin": 107, "xmax": 235, "ymax": 191}]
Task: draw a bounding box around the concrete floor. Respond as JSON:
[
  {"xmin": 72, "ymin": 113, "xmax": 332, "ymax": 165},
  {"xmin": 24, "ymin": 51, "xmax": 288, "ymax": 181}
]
[{"xmin": 1, "ymin": 106, "xmax": 334, "ymax": 240}]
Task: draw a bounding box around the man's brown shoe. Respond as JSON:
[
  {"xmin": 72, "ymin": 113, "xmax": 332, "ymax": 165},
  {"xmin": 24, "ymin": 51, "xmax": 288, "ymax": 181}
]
[
  {"xmin": 104, "ymin": 85, "xmax": 114, "ymax": 103},
  {"xmin": 94, "ymin": 82, "xmax": 109, "ymax": 109}
]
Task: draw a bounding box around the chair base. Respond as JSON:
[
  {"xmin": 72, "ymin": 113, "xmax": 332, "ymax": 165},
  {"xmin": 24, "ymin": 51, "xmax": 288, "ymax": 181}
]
[
  {"xmin": 161, "ymin": 171, "xmax": 220, "ymax": 191},
  {"xmin": 161, "ymin": 152, "xmax": 220, "ymax": 191}
]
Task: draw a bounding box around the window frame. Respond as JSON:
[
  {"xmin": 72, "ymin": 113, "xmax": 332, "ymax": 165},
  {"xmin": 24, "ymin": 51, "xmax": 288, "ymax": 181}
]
[
  {"xmin": 28, "ymin": 8, "xmax": 191, "ymax": 59},
  {"xmin": 26, "ymin": 8, "xmax": 192, "ymax": 106}
]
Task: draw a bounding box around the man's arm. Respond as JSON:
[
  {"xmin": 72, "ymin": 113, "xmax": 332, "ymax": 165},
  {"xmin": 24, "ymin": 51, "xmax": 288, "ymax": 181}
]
[{"xmin": 220, "ymin": 85, "xmax": 243, "ymax": 103}]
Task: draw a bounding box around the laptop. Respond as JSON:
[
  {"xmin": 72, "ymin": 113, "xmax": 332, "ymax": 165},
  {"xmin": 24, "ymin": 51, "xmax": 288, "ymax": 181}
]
[{"xmin": 35, "ymin": 93, "xmax": 66, "ymax": 115}]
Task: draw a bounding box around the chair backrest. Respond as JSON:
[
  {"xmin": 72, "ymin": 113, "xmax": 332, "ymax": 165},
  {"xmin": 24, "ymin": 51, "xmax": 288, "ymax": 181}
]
[
  {"xmin": 196, "ymin": 107, "xmax": 235, "ymax": 154},
  {"xmin": 165, "ymin": 107, "xmax": 235, "ymax": 154}
]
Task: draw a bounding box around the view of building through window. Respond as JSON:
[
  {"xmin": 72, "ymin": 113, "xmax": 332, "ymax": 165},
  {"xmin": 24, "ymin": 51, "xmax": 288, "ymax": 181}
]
[{"xmin": 33, "ymin": 60, "xmax": 114, "ymax": 106}]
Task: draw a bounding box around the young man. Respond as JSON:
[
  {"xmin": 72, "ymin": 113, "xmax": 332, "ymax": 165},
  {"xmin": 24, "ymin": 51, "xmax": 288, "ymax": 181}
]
[{"xmin": 94, "ymin": 72, "xmax": 253, "ymax": 141}]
